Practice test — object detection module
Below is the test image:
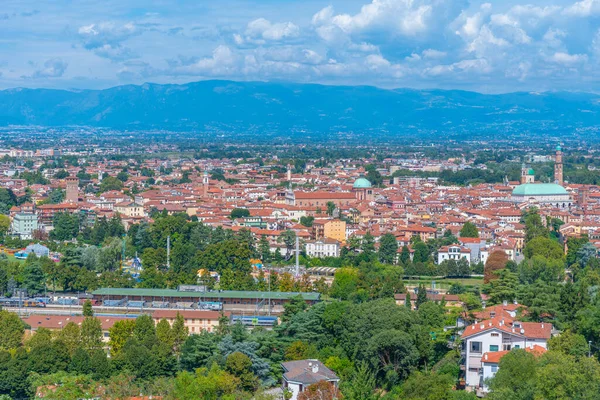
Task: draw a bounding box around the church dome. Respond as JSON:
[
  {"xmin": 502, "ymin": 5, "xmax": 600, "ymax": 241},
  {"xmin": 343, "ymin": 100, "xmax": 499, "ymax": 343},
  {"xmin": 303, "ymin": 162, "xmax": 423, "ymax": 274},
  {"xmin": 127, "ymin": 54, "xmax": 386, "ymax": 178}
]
[
  {"xmin": 512, "ymin": 183, "xmax": 567, "ymax": 196},
  {"xmin": 527, "ymin": 168, "xmax": 535, "ymax": 175},
  {"xmin": 353, "ymin": 177, "xmax": 372, "ymax": 189}
]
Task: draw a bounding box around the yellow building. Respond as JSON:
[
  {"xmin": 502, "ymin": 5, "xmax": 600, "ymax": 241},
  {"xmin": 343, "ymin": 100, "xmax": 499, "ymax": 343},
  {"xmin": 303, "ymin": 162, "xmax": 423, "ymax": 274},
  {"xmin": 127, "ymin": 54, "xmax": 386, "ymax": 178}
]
[
  {"xmin": 114, "ymin": 201, "xmax": 145, "ymax": 218},
  {"xmin": 313, "ymin": 219, "xmax": 347, "ymax": 243}
]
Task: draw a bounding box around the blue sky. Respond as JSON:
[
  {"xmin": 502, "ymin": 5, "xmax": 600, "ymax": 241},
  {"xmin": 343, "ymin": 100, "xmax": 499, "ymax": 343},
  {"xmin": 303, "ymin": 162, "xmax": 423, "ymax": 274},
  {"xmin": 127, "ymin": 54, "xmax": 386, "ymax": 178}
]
[{"xmin": 1, "ymin": 0, "xmax": 599, "ymax": 93}]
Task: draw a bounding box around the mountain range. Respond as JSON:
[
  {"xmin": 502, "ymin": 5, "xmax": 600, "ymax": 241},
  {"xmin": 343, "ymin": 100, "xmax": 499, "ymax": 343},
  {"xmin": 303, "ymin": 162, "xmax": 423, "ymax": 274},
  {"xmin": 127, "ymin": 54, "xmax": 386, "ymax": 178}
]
[{"xmin": 0, "ymin": 80, "xmax": 599, "ymax": 136}]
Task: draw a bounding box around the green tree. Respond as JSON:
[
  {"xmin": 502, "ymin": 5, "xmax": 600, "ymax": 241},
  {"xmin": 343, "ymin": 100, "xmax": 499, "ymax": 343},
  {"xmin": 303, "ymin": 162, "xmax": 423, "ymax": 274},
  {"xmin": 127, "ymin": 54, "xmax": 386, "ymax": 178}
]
[
  {"xmin": 416, "ymin": 284, "xmax": 428, "ymax": 309},
  {"xmin": 56, "ymin": 321, "xmax": 81, "ymax": 355},
  {"xmin": 50, "ymin": 212, "xmax": 79, "ymax": 241},
  {"xmin": 99, "ymin": 176, "xmax": 124, "ymax": 192},
  {"xmin": 172, "ymin": 312, "xmax": 188, "ymax": 355},
  {"xmin": 225, "ymin": 351, "xmax": 258, "ymax": 392},
  {"xmin": 459, "ymin": 222, "xmax": 479, "ymax": 238},
  {"xmin": 341, "ymin": 362, "xmax": 380, "ymax": 400},
  {"xmin": 82, "ymin": 299, "xmax": 94, "ymax": 317},
  {"xmin": 180, "ymin": 331, "xmax": 218, "ymax": 371},
  {"xmin": 330, "ymin": 267, "xmax": 360, "ymax": 300},
  {"xmin": 523, "ymin": 237, "xmax": 564, "ymax": 260},
  {"xmin": 300, "ymin": 216, "xmax": 314, "ymax": 227},
  {"xmin": 326, "ymin": 201, "xmax": 336, "ymax": 216},
  {"xmin": 524, "ymin": 208, "xmax": 549, "ymax": 243},
  {"xmin": 412, "ymin": 242, "xmax": 430, "ymax": 263},
  {"xmin": 0, "ymin": 215, "xmax": 10, "ymax": 235},
  {"xmin": 21, "ymin": 260, "xmax": 46, "ymax": 295},
  {"xmin": 108, "ymin": 319, "xmax": 136, "ymax": 357},
  {"xmin": 488, "ymin": 349, "xmax": 538, "ymax": 400},
  {"xmin": 548, "ymin": 330, "xmax": 589, "ymax": 358},
  {"xmin": 156, "ymin": 318, "xmax": 174, "ymax": 348},
  {"xmin": 378, "ymin": 233, "xmax": 398, "ymax": 264},
  {"xmin": 400, "ymin": 245, "xmax": 411, "ymax": 266},
  {"xmin": 80, "ymin": 317, "xmax": 103, "ymax": 352},
  {"xmin": 366, "ymin": 329, "xmax": 419, "ymax": 387},
  {"xmin": 0, "ymin": 310, "xmax": 24, "ymax": 350},
  {"xmin": 259, "ymin": 235, "xmax": 271, "ymax": 263},
  {"xmin": 230, "ymin": 208, "xmax": 250, "ymax": 219},
  {"xmin": 133, "ymin": 314, "xmax": 157, "ymax": 349}
]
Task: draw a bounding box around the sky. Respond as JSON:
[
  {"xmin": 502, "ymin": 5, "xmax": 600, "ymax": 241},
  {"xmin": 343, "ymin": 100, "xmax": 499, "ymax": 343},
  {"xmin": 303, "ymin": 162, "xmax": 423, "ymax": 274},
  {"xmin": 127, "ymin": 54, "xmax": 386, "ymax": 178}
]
[{"xmin": 1, "ymin": 0, "xmax": 599, "ymax": 93}]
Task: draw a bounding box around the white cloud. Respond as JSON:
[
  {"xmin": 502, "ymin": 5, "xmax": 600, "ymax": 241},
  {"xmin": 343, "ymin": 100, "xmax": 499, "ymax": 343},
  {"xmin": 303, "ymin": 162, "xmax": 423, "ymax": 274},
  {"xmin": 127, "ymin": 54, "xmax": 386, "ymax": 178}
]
[
  {"xmin": 422, "ymin": 49, "xmax": 447, "ymax": 59},
  {"xmin": 313, "ymin": 0, "xmax": 440, "ymax": 37},
  {"xmin": 25, "ymin": 58, "xmax": 68, "ymax": 79},
  {"xmin": 564, "ymin": 0, "xmax": 600, "ymax": 17},
  {"xmin": 550, "ymin": 51, "xmax": 588, "ymax": 64},
  {"xmin": 236, "ymin": 18, "xmax": 300, "ymax": 45}
]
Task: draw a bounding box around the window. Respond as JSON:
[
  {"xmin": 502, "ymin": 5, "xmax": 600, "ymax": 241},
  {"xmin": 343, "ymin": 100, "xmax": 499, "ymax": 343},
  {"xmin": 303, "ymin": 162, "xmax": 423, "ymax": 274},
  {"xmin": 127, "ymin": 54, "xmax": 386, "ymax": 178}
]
[
  {"xmin": 503, "ymin": 344, "xmax": 512, "ymax": 351},
  {"xmin": 489, "ymin": 345, "xmax": 499, "ymax": 352},
  {"xmin": 470, "ymin": 341, "xmax": 482, "ymax": 353},
  {"xmin": 491, "ymin": 333, "xmax": 499, "ymax": 337},
  {"xmin": 514, "ymin": 345, "xmax": 520, "ymax": 349},
  {"xmin": 491, "ymin": 365, "xmax": 498, "ymax": 373}
]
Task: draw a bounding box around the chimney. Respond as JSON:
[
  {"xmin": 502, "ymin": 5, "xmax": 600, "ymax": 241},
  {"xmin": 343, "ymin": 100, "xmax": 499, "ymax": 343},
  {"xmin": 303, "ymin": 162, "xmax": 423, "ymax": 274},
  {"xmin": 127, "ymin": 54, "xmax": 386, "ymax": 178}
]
[
  {"xmin": 312, "ymin": 363, "xmax": 319, "ymax": 374},
  {"xmin": 541, "ymin": 323, "xmax": 544, "ymax": 328},
  {"xmin": 503, "ymin": 300, "xmax": 508, "ymax": 306},
  {"xmin": 485, "ymin": 353, "xmax": 488, "ymax": 360}
]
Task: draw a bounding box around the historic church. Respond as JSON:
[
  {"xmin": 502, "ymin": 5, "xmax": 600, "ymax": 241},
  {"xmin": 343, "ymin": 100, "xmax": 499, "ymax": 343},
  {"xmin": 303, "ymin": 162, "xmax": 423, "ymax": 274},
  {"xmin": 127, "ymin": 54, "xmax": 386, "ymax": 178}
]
[{"xmin": 511, "ymin": 145, "xmax": 571, "ymax": 208}]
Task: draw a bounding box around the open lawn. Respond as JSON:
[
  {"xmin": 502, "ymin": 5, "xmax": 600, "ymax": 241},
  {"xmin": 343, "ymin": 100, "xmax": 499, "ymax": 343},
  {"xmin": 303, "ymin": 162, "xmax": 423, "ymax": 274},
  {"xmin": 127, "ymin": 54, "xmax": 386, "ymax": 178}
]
[{"xmin": 404, "ymin": 276, "xmax": 483, "ymax": 290}]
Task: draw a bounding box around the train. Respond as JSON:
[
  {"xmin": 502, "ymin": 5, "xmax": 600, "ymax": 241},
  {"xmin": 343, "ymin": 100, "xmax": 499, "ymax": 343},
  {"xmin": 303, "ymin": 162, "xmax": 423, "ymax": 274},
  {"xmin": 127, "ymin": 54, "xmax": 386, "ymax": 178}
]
[{"xmin": 0, "ymin": 298, "xmax": 46, "ymax": 308}]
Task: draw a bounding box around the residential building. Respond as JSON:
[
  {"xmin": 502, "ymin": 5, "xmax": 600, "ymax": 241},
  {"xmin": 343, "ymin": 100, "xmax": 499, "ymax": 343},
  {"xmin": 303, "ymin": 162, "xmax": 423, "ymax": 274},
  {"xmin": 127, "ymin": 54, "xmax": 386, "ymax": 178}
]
[
  {"xmin": 11, "ymin": 211, "xmax": 38, "ymax": 239},
  {"xmin": 151, "ymin": 310, "xmax": 230, "ymax": 334},
  {"xmin": 281, "ymin": 359, "xmax": 340, "ymax": 400},
  {"xmin": 305, "ymin": 238, "xmax": 340, "ymax": 258},
  {"xmin": 312, "ymin": 219, "xmax": 346, "ymax": 242},
  {"xmin": 461, "ymin": 317, "xmax": 552, "ymax": 391},
  {"xmin": 437, "ymin": 245, "xmax": 471, "ymax": 264},
  {"xmin": 480, "ymin": 345, "xmax": 547, "ymax": 394},
  {"xmin": 114, "ymin": 201, "xmax": 145, "ymax": 218}
]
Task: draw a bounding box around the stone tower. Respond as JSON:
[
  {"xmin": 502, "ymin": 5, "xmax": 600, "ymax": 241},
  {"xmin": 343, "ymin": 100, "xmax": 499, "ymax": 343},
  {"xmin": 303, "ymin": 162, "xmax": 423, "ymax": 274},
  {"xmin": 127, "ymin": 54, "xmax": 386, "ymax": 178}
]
[
  {"xmin": 65, "ymin": 176, "xmax": 79, "ymax": 203},
  {"xmin": 203, "ymin": 171, "xmax": 209, "ymax": 197},
  {"xmin": 554, "ymin": 145, "xmax": 563, "ymax": 185}
]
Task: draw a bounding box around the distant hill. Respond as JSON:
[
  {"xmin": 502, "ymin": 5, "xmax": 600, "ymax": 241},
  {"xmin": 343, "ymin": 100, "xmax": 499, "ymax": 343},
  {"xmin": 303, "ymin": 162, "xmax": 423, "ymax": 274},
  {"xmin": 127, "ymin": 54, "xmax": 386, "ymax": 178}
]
[{"xmin": 0, "ymin": 80, "xmax": 599, "ymax": 136}]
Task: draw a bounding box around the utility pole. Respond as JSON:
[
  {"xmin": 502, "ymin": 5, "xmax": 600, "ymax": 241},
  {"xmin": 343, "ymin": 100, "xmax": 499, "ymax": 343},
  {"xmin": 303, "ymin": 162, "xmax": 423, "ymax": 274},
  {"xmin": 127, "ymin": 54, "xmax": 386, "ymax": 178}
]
[
  {"xmin": 167, "ymin": 235, "xmax": 171, "ymax": 270},
  {"xmin": 295, "ymin": 235, "xmax": 300, "ymax": 277}
]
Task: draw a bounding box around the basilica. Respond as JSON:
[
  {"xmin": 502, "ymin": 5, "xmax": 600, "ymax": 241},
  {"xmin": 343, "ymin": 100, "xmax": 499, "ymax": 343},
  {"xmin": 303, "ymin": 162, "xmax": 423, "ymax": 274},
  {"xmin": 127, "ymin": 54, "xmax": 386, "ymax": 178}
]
[{"xmin": 511, "ymin": 146, "xmax": 572, "ymax": 208}]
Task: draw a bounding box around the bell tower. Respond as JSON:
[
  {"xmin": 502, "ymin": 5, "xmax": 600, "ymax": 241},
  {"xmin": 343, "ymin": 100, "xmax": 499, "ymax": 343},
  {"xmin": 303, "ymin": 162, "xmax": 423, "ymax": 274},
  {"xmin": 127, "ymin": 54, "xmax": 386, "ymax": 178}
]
[
  {"xmin": 203, "ymin": 171, "xmax": 209, "ymax": 197},
  {"xmin": 554, "ymin": 145, "xmax": 563, "ymax": 186}
]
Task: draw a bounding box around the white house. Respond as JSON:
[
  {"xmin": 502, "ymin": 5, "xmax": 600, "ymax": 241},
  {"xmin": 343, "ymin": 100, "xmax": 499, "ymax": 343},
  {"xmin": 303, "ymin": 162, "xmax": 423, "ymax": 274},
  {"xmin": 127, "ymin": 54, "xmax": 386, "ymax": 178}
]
[
  {"xmin": 281, "ymin": 359, "xmax": 340, "ymax": 400},
  {"xmin": 305, "ymin": 238, "xmax": 340, "ymax": 258},
  {"xmin": 437, "ymin": 245, "xmax": 471, "ymax": 264},
  {"xmin": 461, "ymin": 317, "xmax": 552, "ymax": 391}
]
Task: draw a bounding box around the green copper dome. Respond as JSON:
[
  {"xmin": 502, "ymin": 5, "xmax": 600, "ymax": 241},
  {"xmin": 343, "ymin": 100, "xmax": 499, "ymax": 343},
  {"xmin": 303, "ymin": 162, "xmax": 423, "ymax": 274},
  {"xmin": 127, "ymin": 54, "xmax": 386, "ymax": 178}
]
[
  {"xmin": 527, "ymin": 168, "xmax": 535, "ymax": 175},
  {"xmin": 556, "ymin": 144, "xmax": 562, "ymax": 151},
  {"xmin": 512, "ymin": 183, "xmax": 568, "ymax": 196},
  {"xmin": 353, "ymin": 177, "xmax": 372, "ymax": 189}
]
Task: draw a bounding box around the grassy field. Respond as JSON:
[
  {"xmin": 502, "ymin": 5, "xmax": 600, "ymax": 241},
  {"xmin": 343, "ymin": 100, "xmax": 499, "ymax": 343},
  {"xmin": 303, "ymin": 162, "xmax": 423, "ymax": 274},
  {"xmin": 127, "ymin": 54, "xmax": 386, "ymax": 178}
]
[
  {"xmin": 403, "ymin": 277, "xmax": 483, "ymax": 290},
  {"xmin": 4, "ymin": 254, "xmax": 25, "ymax": 263}
]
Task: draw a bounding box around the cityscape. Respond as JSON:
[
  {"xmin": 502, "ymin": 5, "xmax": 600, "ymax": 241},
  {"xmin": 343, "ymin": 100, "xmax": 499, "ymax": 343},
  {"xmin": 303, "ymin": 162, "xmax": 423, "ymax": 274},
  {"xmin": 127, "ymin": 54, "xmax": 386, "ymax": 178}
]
[{"xmin": 2, "ymin": 0, "xmax": 600, "ymax": 399}]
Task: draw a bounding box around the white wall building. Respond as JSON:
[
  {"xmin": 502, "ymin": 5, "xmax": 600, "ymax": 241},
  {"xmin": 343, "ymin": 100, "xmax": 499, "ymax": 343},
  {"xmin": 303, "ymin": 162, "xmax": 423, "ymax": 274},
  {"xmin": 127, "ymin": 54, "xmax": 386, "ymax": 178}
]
[
  {"xmin": 281, "ymin": 359, "xmax": 339, "ymax": 400},
  {"xmin": 437, "ymin": 245, "xmax": 471, "ymax": 264},
  {"xmin": 461, "ymin": 318, "xmax": 552, "ymax": 392},
  {"xmin": 305, "ymin": 238, "xmax": 340, "ymax": 258}
]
